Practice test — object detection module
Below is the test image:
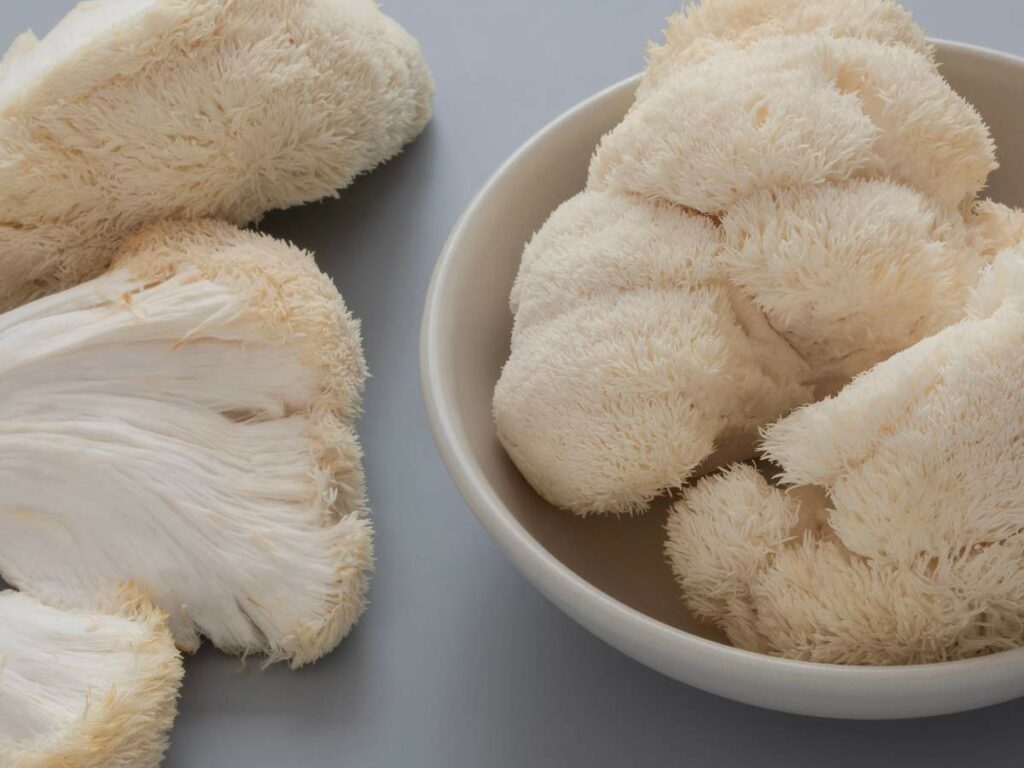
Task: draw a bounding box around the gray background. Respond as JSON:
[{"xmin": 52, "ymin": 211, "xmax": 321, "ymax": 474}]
[{"xmin": 6, "ymin": 1, "xmax": 1024, "ymax": 766}]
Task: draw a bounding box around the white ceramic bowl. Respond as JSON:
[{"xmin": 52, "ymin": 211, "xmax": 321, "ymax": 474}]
[{"xmin": 421, "ymin": 40, "xmax": 1024, "ymax": 719}]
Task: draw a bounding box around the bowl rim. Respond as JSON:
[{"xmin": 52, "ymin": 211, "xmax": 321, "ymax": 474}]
[{"xmin": 420, "ymin": 37, "xmax": 1024, "ymax": 682}]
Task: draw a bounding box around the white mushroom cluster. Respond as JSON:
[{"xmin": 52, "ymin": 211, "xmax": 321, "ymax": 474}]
[
  {"xmin": 497, "ymin": 0, "xmax": 1024, "ymax": 664},
  {"xmin": 0, "ymin": 0, "xmax": 431, "ymax": 762},
  {"xmin": 668, "ymin": 248, "xmax": 1024, "ymax": 664},
  {"xmin": 495, "ymin": 0, "xmax": 1020, "ymax": 514}
]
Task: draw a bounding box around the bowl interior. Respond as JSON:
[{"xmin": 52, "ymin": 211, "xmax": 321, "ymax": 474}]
[{"xmin": 429, "ymin": 42, "xmax": 1024, "ymax": 649}]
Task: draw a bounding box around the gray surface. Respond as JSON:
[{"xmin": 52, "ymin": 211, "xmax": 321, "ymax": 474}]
[{"xmin": 5, "ymin": 1, "xmax": 1024, "ymax": 766}]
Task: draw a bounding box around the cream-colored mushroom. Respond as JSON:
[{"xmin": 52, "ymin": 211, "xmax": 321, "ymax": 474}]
[
  {"xmin": 0, "ymin": 0, "xmax": 433, "ymax": 311},
  {"xmin": 668, "ymin": 246, "xmax": 1024, "ymax": 664},
  {"xmin": 642, "ymin": 0, "xmax": 928, "ymax": 95},
  {"xmin": 0, "ymin": 590, "xmax": 182, "ymax": 768},
  {"xmin": 0, "ymin": 219, "xmax": 372, "ymax": 667},
  {"xmin": 495, "ymin": 0, "xmax": 1017, "ymax": 517},
  {"xmin": 593, "ymin": 35, "xmax": 994, "ymax": 212}
]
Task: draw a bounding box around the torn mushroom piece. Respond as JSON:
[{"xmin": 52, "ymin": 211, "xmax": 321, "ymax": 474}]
[
  {"xmin": 0, "ymin": 589, "xmax": 182, "ymax": 768},
  {"xmin": 667, "ymin": 246, "xmax": 1024, "ymax": 664},
  {"xmin": 0, "ymin": 0, "xmax": 434, "ymax": 311},
  {"xmin": 0, "ymin": 219, "xmax": 373, "ymax": 668}
]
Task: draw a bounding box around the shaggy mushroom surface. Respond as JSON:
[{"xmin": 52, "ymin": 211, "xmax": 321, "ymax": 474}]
[
  {"xmin": 0, "ymin": 590, "xmax": 182, "ymax": 768},
  {"xmin": 0, "ymin": 220, "xmax": 372, "ymax": 667},
  {"xmin": 0, "ymin": 0, "xmax": 434, "ymax": 311}
]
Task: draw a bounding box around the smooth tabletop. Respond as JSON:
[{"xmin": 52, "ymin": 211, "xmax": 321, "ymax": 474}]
[{"xmin": 5, "ymin": 1, "xmax": 1024, "ymax": 766}]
